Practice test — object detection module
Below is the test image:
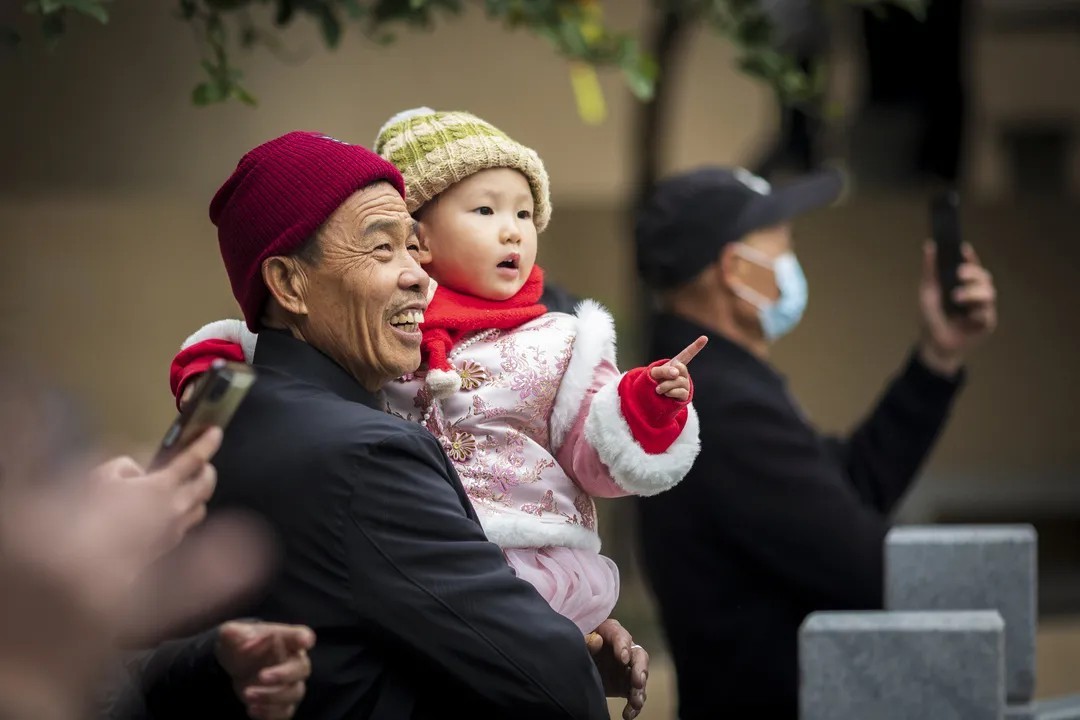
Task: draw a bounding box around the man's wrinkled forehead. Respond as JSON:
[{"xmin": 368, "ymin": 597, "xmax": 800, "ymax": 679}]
[{"xmin": 325, "ymin": 181, "xmax": 413, "ymax": 237}]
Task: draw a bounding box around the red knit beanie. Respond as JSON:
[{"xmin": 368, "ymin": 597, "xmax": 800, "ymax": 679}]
[{"xmin": 210, "ymin": 131, "xmax": 406, "ymax": 331}]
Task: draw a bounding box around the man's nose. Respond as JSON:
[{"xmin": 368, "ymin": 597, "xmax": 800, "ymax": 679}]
[{"xmin": 401, "ymin": 256, "xmax": 430, "ymax": 296}]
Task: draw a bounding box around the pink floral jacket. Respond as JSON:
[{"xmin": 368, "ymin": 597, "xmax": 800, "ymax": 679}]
[{"xmin": 379, "ymin": 300, "xmax": 699, "ymax": 553}]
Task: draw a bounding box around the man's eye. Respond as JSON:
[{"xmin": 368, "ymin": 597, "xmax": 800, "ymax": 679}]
[
  {"xmin": 407, "ymin": 244, "xmax": 421, "ymax": 255},
  {"xmin": 474, "ymin": 206, "xmax": 494, "ymax": 216},
  {"xmin": 375, "ymin": 243, "xmax": 393, "ymax": 253}
]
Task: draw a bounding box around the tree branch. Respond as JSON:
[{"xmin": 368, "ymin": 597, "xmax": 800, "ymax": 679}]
[{"xmin": 631, "ymin": 3, "xmax": 690, "ymax": 212}]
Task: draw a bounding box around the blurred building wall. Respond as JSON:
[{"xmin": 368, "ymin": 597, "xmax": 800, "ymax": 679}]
[{"xmin": 2, "ymin": 0, "xmax": 1076, "ymax": 467}]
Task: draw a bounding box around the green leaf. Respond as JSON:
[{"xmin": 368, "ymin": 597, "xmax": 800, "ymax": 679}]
[
  {"xmin": 40, "ymin": 0, "xmax": 63, "ymax": 14},
  {"xmin": 62, "ymin": 0, "xmax": 109, "ymax": 24},
  {"xmin": 231, "ymin": 84, "xmax": 258, "ymax": 106},
  {"xmin": 622, "ymin": 66, "xmax": 654, "ymax": 102},
  {"xmin": 192, "ymin": 81, "xmax": 226, "ymax": 105},
  {"xmin": 341, "ymin": 0, "xmax": 364, "ymax": 19},
  {"xmin": 207, "ymin": 13, "xmax": 226, "ymax": 47},
  {"xmin": 318, "ymin": 5, "xmax": 341, "ymax": 47},
  {"xmin": 409, "ymin": 0, "xmax": 426, "ymax": 9},
  {"xmin": 177, "ymin": 0, "xmax": 196, "ymax": 19},
  {"xmin": 557, "ymin": 18, "xmax": 587, "ymax": 57}
]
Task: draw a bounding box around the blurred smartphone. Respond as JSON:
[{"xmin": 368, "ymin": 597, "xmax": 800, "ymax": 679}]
[
  {"xmin": 930, "ymin": 190, "xmax": 965, "ymax": 317},
  {"xmin": 148, "ymin": 359, "xmax": 256, "ymax": 471}
]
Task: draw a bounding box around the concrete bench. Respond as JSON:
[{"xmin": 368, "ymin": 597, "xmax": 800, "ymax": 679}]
[{"xmin": 799, "ymin": 610, "xmax": 1005, "ymax": 720}]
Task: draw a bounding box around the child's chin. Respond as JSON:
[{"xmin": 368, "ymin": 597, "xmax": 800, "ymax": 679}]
[
  {"xmin": 482, "ymin": 281, "xmax": 523, "ymax": 302},
  {"xmin": 464, "ymin": 273, "xmax": 523, "ymax": 301}
]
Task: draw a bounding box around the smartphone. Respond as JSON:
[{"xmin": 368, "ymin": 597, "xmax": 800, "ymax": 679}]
[
  {"xmin": 149, "ymin": 359, "xmax": 256, "ymax": 471},
  {"xmin": 930, "ymin": 190, "xmax": 965, "ymax": 317}
]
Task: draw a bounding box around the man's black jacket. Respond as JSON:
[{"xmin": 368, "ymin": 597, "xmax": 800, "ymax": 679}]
[{"xmin": 637, "ymin": 313, "xmax": 963, "ymax": 718}]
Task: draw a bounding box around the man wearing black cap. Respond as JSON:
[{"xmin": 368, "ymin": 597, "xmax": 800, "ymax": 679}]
[{"xmin": 633, "ymin": 166, "xmax": 998, "ymax": 717}]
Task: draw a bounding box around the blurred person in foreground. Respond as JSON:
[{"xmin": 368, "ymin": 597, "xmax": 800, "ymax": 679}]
[
  {"xmin": 0, "ymin": 367, "xmax": 314, "ymax": 720},
  {"xmin": 143, "ymin": 130, "xmax": 645, "ymax": 719},
  {"xmin": 632, "ymin": 166, "xmax": 998, "ymax": 718}
]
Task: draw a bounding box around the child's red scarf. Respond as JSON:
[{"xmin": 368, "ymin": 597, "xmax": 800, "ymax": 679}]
[{"xmin": 420, "ymin": 265, "xmax": 547, "ymax": 394}]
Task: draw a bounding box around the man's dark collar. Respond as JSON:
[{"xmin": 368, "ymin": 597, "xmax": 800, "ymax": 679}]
[{"xmin": 252, "ymin": 329, "xmax": 380, "ymax": 409}]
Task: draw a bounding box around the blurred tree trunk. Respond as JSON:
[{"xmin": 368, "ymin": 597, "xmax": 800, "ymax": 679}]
[
  {"xmin": 628, "ymin": 3, "xmax": 692, "ymax": 363},
  {"xmin": 605, "ymin": 4, "xmax": 691, "ymax": 599}
]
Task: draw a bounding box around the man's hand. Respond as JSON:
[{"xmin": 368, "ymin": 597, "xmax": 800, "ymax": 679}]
[
  {"xmin": 918, "ymin": 241, "xmax": 998, "ymax": 376},
  {"xmin": 585, "ymin": 619, "xmax": 648, "ymax": 720},
  {"xmin": 216, "ymin": 621, "xmax": 315, "ymax": 720},
  {"xmin": 650, "ymin": 335, "xmax": 708, "ymax": 401}
]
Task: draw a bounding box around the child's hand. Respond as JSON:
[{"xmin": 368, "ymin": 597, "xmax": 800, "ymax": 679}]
[{"xmin": 649, "ymin": 335, "xmax": 708, "ymax": 401}]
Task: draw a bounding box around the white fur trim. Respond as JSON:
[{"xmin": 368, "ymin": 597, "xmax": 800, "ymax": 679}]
[
  {"xmin": 180, "ymin": 319, "xmax": 258, "ymax": 363},
  {"xmin": 479, "ymin": 513, "xmax": 602, "ymax": 553},
  {"xmin": 583, "ymin": 377, "xmax": 700, "ymax": 497},
  {"xmin": 549, "ymin": 299, "xmax": 617, "ymax": 452},
  {"xmin": 374, "ymin": 106, "xmax": 436, "ymax": 149},
  {"xmin": 426, "ymin": 368, "xmax": 461, "ymax": 400}
]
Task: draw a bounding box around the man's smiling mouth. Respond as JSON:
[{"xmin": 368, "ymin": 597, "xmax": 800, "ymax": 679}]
[{"xmin": 389, "ymin": 309, "xmax": 425, "ymax": 333}]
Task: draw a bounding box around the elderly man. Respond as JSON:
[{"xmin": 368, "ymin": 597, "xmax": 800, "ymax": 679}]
[
  {"xmin": 147, "ymin": 131, "xmax": 642, "ymax": 719},
  {"xmin": 632, "ymin": 166, "xmax": 998, "ymax": 718}
]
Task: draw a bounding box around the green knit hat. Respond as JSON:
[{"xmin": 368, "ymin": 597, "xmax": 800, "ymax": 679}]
[{"xmin": 373, "ymin": 107, "xmax": 552, "ymax": 232}]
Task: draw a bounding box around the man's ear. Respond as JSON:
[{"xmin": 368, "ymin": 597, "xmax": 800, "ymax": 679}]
[
  {"xmin": 262, "ymin": 256, "xmax": 309, "ymax": 317},
  {"xmin": 717, "ymin": 243, "xmax": 744, "ymax": 292}
]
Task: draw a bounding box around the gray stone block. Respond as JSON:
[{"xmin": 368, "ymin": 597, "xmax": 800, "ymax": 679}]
[
  {"xmin": 1007, "ymin": 703, "xmax": 1036, "ymax": 720},
  {"xmin": 1038, "ymin": 694, "xmax": 1080, "ymax": 720},
  {"xmin": 886, "ymin": 525, "xmax": 1037, "ymax": 702},
  {"xmin": 800, "ymin": 610, "xmax": 1005, "ymax": 720}
]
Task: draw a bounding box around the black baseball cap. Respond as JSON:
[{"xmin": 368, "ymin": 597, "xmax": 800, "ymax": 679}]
[{"xmin": 635, "ymin": 166, "xmax": 845, "ymax": 290}]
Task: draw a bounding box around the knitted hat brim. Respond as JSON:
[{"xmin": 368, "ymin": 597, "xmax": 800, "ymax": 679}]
[{"xmin": 378, "ymin": 117, "xmax": 551, "ymax": 232}]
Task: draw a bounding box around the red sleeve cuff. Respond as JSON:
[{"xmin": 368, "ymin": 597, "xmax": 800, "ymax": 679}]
[
  {"xmin": 617, "ymin": 360, "xmax": 693, "ymax": 454},
  {"xmin": 169, "ymin": 339, "xmax": 246, "ymax": 409}
]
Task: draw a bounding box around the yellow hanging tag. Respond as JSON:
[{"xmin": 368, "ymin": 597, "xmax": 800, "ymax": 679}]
[{"xmin": 570, "ymin": 61, "xmax": 606, "ymax": 125}]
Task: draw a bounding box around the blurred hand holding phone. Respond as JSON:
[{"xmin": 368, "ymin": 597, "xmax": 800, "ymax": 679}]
[{"xmin": 150, "ymin": 359, "xmax": 256, "ymax": 471}]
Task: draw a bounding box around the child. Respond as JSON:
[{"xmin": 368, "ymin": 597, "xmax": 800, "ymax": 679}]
[{"xmin": 169, "ymin": 108, "xmax": 706, "ymax": 636}]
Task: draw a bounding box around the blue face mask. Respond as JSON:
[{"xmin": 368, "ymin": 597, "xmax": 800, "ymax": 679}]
[{"xmin": 731, "ymin": 245, "xmax": 808, "ymax": 341}]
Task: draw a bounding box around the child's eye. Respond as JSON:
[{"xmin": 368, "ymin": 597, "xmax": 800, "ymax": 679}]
[
  {"xmin": 517, "ymin": 210, "xmax": 532, "ymax": 220},
  {"xmin": 474, "ymin": 206, "xmax": 494, "ymax": 216}
]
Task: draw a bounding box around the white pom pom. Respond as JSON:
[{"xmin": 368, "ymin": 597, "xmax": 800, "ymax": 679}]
[
  {"xmin": 425, "ymin": 368, "xmax": 461, "ymax": 400},
  {"xmin": 375, "ymin": 106, "xmax": 437, "ymax": 148},
  {"xmin": 181, "ymin": 319, "xmax": 260, "ymax": 364}
]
